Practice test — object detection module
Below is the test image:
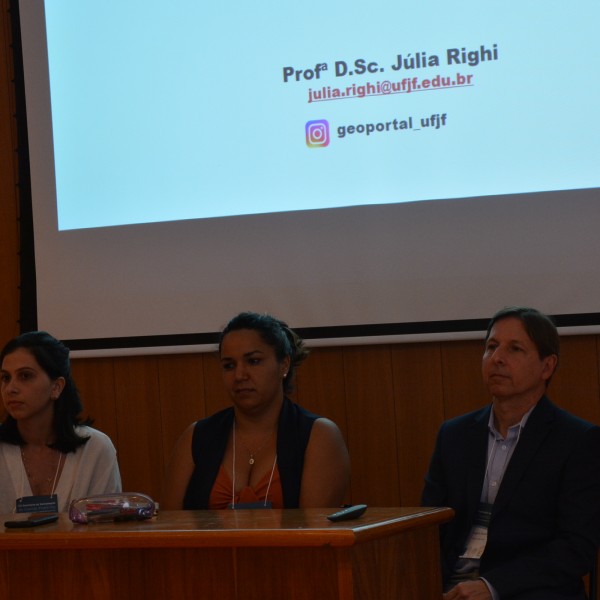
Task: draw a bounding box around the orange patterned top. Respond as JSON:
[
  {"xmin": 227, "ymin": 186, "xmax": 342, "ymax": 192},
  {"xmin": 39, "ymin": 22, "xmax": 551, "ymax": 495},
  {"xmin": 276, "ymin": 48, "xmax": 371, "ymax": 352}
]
[{"xmin": 208, "ymin": 464, "xmax": 284, "ymax": 509}]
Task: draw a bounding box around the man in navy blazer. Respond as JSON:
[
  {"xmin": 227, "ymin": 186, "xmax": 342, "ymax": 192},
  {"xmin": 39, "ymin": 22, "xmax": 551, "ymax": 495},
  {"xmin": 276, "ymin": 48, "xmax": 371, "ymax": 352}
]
[{"xmin": 422, "ymin": 307, "xmax": 600, "ymax": 599}]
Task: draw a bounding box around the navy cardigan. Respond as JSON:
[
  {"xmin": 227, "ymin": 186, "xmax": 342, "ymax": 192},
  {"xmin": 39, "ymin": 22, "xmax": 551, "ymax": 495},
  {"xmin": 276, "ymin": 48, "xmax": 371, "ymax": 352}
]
[{"xmin": 183, "ymin": 398, "xmax": 319, "ymax": 509}]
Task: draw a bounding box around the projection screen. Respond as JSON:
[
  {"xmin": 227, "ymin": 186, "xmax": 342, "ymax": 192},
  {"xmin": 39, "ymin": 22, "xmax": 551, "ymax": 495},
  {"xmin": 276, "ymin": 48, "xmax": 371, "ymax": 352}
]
[{"xmin": 14, "ymin": 0, "xmax": 600, "ymax": 355}]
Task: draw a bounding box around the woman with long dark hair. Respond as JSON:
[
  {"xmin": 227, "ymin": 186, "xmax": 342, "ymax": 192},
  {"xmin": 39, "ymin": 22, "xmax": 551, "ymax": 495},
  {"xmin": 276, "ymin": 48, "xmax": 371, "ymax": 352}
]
[{"xmin": 0, "ymin": 331, "xmax": 121, "ymax": 513}]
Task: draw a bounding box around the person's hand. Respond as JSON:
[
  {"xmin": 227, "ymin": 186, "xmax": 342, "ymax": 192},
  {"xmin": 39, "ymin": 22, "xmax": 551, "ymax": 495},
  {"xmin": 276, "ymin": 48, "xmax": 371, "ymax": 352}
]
[{"xmin": 443, "ymin": 579, "xmax": 492, "ymax": 599}]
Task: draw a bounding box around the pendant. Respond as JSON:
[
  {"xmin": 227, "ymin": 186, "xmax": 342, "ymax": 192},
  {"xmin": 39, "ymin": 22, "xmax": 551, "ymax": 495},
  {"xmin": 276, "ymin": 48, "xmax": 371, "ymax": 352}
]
[{"xmin": 249, "ymin": 456, "xmax": 255, "ymax": 465}]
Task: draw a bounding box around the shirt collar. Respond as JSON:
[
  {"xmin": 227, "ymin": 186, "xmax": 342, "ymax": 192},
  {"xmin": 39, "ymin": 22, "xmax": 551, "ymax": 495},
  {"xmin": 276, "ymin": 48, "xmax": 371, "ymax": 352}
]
[{"xmin": 487, "ymin": 403, "xmax": 535, "ymax": 440}]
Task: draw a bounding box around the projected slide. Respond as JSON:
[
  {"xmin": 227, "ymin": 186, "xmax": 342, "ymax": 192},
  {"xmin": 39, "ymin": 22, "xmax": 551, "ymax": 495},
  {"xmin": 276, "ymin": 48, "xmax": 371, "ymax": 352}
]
[{"xmin": 43, "ymin": 1, "xmax": 599, "ymax": 230}]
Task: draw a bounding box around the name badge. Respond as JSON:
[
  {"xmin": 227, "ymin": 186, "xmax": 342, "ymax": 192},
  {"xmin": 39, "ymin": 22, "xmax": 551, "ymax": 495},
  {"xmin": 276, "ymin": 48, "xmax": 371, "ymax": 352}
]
[
  {"xmin": 228, "ymin": 501, "xmax": 273, "ymax": 509},
  {"xmin": 459, "ymin": 502, "xmax": 492, "ymax": 560},
  {"xmin": 16, "ymin": 494, "xmax": 59, "ymax": 514}
]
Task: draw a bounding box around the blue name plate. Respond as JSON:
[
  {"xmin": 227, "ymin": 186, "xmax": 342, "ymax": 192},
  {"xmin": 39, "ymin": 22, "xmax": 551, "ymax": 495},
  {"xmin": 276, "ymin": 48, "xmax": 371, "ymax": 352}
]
[{"xmin": 16, "ymin": 494, "xmax": 59, "ymax": 513}]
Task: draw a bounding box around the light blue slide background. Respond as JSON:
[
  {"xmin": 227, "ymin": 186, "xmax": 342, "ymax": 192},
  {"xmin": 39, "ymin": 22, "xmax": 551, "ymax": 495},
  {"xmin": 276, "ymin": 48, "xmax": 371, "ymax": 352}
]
[{"xmin": 44, "ymin": 1, "xmax": 599, "ymax": 230}]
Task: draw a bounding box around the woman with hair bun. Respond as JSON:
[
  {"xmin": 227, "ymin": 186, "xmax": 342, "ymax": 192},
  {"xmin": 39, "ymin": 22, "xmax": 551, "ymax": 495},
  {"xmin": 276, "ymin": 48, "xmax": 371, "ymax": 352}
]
[
  {"xmin": 163, "ymin": 312, "xmax": 350, "ymax": 510},
  {"xmin": 0, "ymin": 331, "xmax": 121, "ymax": 513}
]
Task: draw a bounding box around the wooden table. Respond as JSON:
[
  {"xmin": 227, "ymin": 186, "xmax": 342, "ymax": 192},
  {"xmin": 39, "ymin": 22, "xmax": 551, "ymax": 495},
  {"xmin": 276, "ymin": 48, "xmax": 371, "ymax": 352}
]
[{"xmin": 0, "ymin": 507, "xmax": 453, "ymax": 599}]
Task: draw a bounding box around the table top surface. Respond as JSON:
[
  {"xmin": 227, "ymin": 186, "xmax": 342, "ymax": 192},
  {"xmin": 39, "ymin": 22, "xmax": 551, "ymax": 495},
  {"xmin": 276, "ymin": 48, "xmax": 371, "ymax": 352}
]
[{"xmin": 0, "ymin": 506, "xmax": 453, "ymax": 550}]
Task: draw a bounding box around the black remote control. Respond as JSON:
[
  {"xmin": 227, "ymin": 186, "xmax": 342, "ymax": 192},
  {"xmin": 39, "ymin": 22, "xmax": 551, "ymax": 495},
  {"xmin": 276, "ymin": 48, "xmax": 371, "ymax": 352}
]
[
  {"xmin": 5, "ymin": 513, "xmax": 59, "ymax": 528},
  {"xmin": 326, "ymin": 504, "xmax": 367, "ymax": 522}
]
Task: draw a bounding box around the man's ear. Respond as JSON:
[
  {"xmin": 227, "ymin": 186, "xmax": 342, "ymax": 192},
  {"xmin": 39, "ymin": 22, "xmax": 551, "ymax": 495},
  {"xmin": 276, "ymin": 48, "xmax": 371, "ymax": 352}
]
[{"xmin": 541, "ymin": 354, "xmax": 558, "ymax": 382}]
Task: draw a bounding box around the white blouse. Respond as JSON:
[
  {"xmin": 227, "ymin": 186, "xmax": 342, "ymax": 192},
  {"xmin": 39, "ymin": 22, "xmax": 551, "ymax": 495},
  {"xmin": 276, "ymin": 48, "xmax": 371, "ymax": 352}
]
[{"xmin": 0, "ymin": 426, "xmax": 122, "ymax": 513}]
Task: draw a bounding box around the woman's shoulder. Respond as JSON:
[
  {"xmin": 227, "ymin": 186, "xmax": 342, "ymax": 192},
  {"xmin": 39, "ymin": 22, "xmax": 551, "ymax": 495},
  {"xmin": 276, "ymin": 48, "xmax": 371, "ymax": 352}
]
[
  {"xmin": 193, "ymin": 407, "xmax": 234, "ymax": 433},
  {"xmin": 283, "ymin": 397, "xmax": 321, "ymax": 422},
  {"xmin": 309, "ymin": 417, "xmax": 345, "ymax": 443},
  {"xmin": 74, "ymin": 425, "xmax": 117, "ymax": 450}
]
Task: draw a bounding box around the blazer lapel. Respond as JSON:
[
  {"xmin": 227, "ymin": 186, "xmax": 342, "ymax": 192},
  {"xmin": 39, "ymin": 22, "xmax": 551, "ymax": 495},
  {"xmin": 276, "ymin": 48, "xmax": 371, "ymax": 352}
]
[{"xmin": 466, "ymin": 406, "xmax": 492, "ymax": 522}]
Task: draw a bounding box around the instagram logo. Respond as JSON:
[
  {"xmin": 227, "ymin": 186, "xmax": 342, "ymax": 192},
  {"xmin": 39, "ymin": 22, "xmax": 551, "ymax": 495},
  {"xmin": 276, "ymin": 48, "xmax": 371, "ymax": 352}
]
[{"xmin": 305, "ymin": 119, "xmax": 330, "ymax": 148}]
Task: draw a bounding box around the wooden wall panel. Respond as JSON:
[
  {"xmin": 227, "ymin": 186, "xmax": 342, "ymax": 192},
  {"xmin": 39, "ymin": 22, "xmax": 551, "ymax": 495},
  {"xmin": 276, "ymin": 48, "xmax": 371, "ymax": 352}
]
[
  {"xmin": 64, "ymin": 331, "xmax": 600, "ymax": 509},
  {"xmin": 0, "ymin": 0, "xmax": 19, "ymax": 343},
  {"xmin": 112, "ymin": 357, "xmax": 163, "ymax": 498},
  {"xmin": 342, "ymin": 345, "xmax": 400, "ymax": 506},
  {"xmin": 441, "ymin": 340, "xmax": 489, "ymax": 419},
  {"xmin": 295, "ymin": 347, "xmax": 350, "ymax": 503},
  {"xmin": 391, "ymin": 343, "xmax": 445, "ymax": 506},
  {"xmin": 67, "ymin": 334, "xmax": 600, "ymax": 507},
  {"xmin": 550, "ymin": 335, "xmax": 600, "ymax": 424},
  {"xmin": 295, "ymin": 347, "xmax": 348, "ymax": 438},
  {"xmin": 202, "ymin": 349, "xmax": 231, "ymax": 417},
  {"xmin": 71, "ymin": 357, "xmax": 119, "ymax": 448},
  {"xmin": 157, "ymin": 353, "xmax": 205, "ymax": 472}
]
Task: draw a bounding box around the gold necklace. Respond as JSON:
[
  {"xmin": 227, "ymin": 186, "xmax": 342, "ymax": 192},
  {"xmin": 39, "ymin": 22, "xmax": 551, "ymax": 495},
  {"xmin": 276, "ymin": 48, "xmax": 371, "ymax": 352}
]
[
  {"xmin": 21, "ymin": 446, "xmax": 60, "ymax": 484},
  {"xmin": 234, "ymin": 423, "xmax": 275, "ymax": 466}
]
